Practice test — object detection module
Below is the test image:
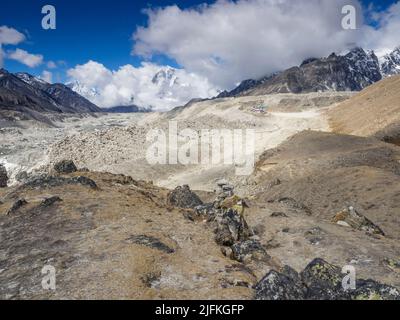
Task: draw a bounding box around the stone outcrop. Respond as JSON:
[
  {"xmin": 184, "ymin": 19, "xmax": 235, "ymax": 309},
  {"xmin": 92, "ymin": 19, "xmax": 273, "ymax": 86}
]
[
  {"xmin": 256, "ymin": 258, "xmax": 400, "ymax": 300},
  {"xmin": 214, "ymin": 207, "xmax": 252, "ymax": 246},
  {"xmin": 167, "ymin": 185, "xmax": 203, "ymax": 209},
  {"xmin": 332, "ymin": 206, "xmax": 385, "ymax": 236},
  {"xmin": 0, "ymin": 164, "xmax": 8, "ymax": 188},
  {"xmin": 53, "ymin": 160, "xmax": 78, "ymax": 174}
]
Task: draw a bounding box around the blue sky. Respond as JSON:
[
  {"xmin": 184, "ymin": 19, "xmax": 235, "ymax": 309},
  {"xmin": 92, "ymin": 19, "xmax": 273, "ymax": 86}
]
[
  {"xmin": 0, "ymin": 0, "xmax": 399, "ymax": 86},
  {"xmin": 0, "ymin": 0, "xmax": 217, "ymax": 81}
]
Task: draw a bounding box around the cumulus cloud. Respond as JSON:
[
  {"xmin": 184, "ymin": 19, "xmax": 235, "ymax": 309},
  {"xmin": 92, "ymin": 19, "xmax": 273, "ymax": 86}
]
[
  {"xmin": 0, "ymin": 26, "xmax": 25, "ymax": 45},
  {"xmin": 360, "ymin": 1, "xmax": 400, "ymax": 57},
  {"xmin": 133, "ymin": 0, "xmax": 367, "ymax": 89},
  {"xmin": 8, "ymin": 48, "xmax": 43, "ymax": 68},
  {"xmin": 0, "ymin": 26, "xmax": 26, "ymax": 68},
  {"xmin": 67, "ymin": 60, "xmax": 218, "ymax": 111}
]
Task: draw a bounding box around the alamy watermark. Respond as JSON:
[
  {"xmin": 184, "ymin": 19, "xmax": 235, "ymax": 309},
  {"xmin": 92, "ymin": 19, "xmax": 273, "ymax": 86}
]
[
  {"xmin": 41, "ymin": 5, "xmax": 56, "ymax": 30},
  {"xmin": 342, "ymin": 265, "xmax": 356, "ymax": 291},
  {"xmin": 342, "ymin": 5, "xmax": 357, "ymax": 30},
  {"xmin": 146, "ymin": 121, "xmax": 255, "ymax": 176},
  {"xmin": 41, "ymin": 265, "xmax": 56, "ymax": 291}
]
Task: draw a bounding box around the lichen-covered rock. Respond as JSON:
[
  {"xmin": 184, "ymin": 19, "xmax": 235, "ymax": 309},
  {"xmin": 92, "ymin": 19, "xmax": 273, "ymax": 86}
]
[
  {"xmin": 190, "ymin": 203, "xmax": 217, "ymax": 221},
  {"xmin": 167, "ymin": 185, "xmax": 203, "ymax": 209},
  {"xmin": 214, "ymin": 208, "xmax": 252, "ymax": 246},
  {"xmin": 23, "ymin": 175, "xmax": 97, "ymax": 189},
  {"xmin": 0, "ymin": 164, "xmax": 8, "ymax": 188},
  {"xmin": 230, "ymin": 239, "xmax": 271, "ymax": 263},
  {"xmin": 300, "ymin": 258, "xmax": 350, "ymax": 300},
  {"xmin": 255, "ymin": 266, "xmax": 306, "ymax": 300},
  {"xmin": 256, "ymin": 258, "xmax": 400, "ymax": 300},
  {"xmin": 332, "ymin": 206, "xmax": 385, "ymax": 235},
  {"xmin": 53, "ymin": 160, "xmax": 78, "ymax": 174},
  {"xmin": 351, "ymin": 279, "xmax": 400, "ymax": 300}
]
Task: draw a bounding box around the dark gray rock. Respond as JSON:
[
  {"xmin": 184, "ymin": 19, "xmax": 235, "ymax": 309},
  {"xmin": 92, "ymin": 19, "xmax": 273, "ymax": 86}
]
[
  {"xmin": 167, "ymin": 185, "xmax": 203, "ymax": 209},
  {"xmin": 15, "ymin": 171, "xmax": 28, "ymax": 182},
  {"xmin": 214, "ymin": 208, "xmax": 252, "ymax": 246},
  {"xmin": 300, "ymin": 258, "xmax": 350, "ymax": 300},
  {"xmin": 231, "ymin": 239, "xmax": 270, "ymax": 263},
  {"xmin": 225, "ymin": 47, "xmax": 382, "ymax": 97},
  {"xmin": 126, "ymin": 235, "xmax": 175, "ymax": 254},
  {"xmin": 351, "ymin": 279, "xmax": 400, "ymax": 300},
  {"xmin": 72, "ymin": 176, "xmax": 98, "ymax": 189},
  {"xmin": 54, "ymin": 160, "xmax": 78, "ymax": 174},
  {"xmin": 39, "ymin": 196, "xmax": 63, "ymax": 208},
  {"xmin": 23, "ymin": 175, "xmax": 97, "ymax": 189},
  {"xmin": 255, "ymin": 266, "xmax": 306, "ymax": 300},
  {"xmin": 184, "ymin": 203, "xmax": 217, "ymax": 221},
  {"xmin": 270, "ymin": 212, "xmax": 288, "ymax": 218},
  {"xmin": 255, "ymin": 258, "xmax": 400, "ymax": 300},
  {"xmin": 0, "ymin": 164, "xmax": 8, "ymax": 188},
  {"xmin": 6, "ymin": 199, "xmax": 28, "ymax": 215}
]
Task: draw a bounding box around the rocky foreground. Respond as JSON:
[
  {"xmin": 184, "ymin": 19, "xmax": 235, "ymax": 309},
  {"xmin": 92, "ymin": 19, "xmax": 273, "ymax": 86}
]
[{"xmin": 0, "ymin": 160, "xmax": 399, "ymax": 300}]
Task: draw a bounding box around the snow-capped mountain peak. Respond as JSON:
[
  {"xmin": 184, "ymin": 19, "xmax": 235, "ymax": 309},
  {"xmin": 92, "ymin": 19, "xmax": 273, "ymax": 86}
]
[
  {"xmin": 15, "ymin": 72, "xmax": 47, "ymax": 84},
  {"xmin": 151, "ymin": 67, "xmax": 178, "ymax": 87},
  {"xmin": 66, "ymin": 80, "xmax": 100, "ymax": 99},
  {"xmin": 380, "ymin": 47, "xmax": 400, "ymax": 77}
]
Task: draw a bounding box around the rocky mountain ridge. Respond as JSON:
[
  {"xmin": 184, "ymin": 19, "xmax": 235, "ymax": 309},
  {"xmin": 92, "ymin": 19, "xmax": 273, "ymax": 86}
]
[
  {"xmin": 0, "ymin": 69, "xmax": 101, "ymax": 122},
  {"xmin": 219, "ymin": 47, "xmax": 400, "ymax": 98}
]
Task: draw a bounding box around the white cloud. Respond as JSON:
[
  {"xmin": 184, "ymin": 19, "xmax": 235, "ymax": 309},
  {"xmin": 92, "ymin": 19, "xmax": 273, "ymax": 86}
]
[
  {"xmin": 0, "ymin": 26, "xmax": 25, "ymax": 45},
  {"xmin": 0, "ymin": 26, "xmax": 26, "ymax": 68},
  {"xmin": 67, "ymin": 60, "xmax": 218, "ymax": 111},
  {"xmin": 133, "ymin": 0, "xmax": 367, "ymax": 89},
  {"xmin": 8, "ymin": 48, "xmax": 43, "ymax": 68},
  {"xmin": 47, "ymin": 60, "xmax": 57, "ymax": 69},
  {"xmin": 40, "ymin": 70, "xmax": 53, "ymax": 83},
  {"xmin": 0, "ymin": 46, "xmax": 4, "ymax": 68},
  {"xmin": 359, "ymin": 2, "xmax": 400, "ymax": 57}
]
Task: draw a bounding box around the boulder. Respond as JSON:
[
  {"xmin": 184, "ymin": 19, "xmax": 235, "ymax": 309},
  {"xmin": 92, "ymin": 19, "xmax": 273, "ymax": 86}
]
[
  {"xmin": 215, "ymin": 180, "xmax": 234, "ymax": 201},
  {"xmin": 167, "ymin": 185, "xmax": 203, "ymax": 209},
  {"xmin": 0, "ymin": 164, "xmax": 8, "ymax": 188},
  {"xmin": 23, "ymin": 175, "xmax": 97, "ymax": 189},
  {"xmin": 53, "ymin": 160, "xmax": 78, "ymax": 174},
  {"xmin": 255, "ymin": 266, "xmax": 306, "ymax": 300},
  {"xmin": 351, "ymin": 279, "xmax": 400, "ymax": 300},
  {"xmin": 332, "ymin": 206, "xmax": 385, "ymax": 236},
  {"xmin": 230, "ymin": 239, "xmax": 271, "ymax": 263},
  {"xmin": 300, "ymin": 258, "xmax": 350, "ymax": 300},
  {"xmin": 6, "ymin": 199, "xmax": 28, "ymax": 215},
  {"xmin": 214, "ymin": 208, "xmax": 252, "ymax": 246}
]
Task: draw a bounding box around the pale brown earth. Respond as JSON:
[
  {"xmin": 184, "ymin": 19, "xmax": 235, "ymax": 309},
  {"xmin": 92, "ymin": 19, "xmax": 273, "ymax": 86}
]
[
  {"xmin": 328, "ymin": 75, "xmax": 400, "ymax": 139},
  {"xmin": 0, "ymin": 171, "xmax": 258, "ymax": 299},
  {"xmin": 242, "ymin": 130, "xmax": 400, "ymax": 288},
  {"xmin": 1, "ymin": 85, "xmax": 400, "ymax": 299}
]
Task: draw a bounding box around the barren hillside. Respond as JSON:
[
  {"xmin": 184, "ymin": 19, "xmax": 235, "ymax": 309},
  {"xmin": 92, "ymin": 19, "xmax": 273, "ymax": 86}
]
[{"xmin": 328, "ymin": 75, "xmax": 400, "ymax": 139}]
